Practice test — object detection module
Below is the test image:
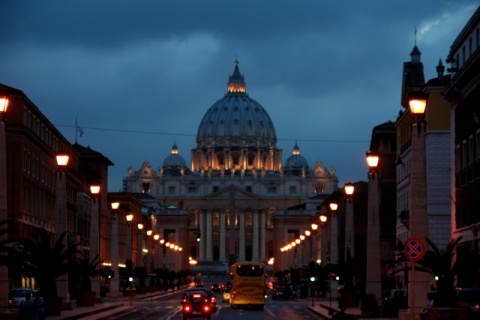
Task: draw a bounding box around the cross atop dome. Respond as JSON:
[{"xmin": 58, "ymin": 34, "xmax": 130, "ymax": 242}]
[{"xmin": 227, "ymin": 59, "xmax": 246, "ymax": 93}]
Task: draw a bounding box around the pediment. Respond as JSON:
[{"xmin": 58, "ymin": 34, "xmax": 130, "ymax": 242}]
[{"xmin": 206, "ymin": 184, "xmax": 257, "ymax": 199}]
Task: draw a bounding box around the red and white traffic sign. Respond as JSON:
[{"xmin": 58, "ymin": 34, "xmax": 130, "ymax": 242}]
[{"xmin": 404, "ymin": 237, "xmax": 426, "ymax": 262}]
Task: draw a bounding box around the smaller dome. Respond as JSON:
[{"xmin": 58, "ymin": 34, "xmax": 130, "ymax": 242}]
[
  {"xmin": 161, "ymin": 142, "xmax": 189, "ymax": 176},
  {"xmin": 284, "ymin": 143, "xmax": 309, "ymax": 176}
]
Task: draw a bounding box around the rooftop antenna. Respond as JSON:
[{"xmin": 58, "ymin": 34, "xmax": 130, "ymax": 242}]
[{"xmin": 414, "ymin": 25, "xmax": 417, "ymax": 46}]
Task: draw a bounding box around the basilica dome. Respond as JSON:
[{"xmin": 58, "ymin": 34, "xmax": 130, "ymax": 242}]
[
  {"xmin": 161, "ymin": 142, "xmax": 189, "ymax": 175},
  {"xmin": 284, "ymin": 143, "xmax": 310, "ymax": 176},
  {"xmin": 196, "ymin": 60, "xmax": 277, "ymax": 148}
]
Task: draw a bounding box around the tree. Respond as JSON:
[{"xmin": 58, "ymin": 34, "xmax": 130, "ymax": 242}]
[
  {"xmin": 15, "ymin": 228, "xmax": 78, "ymax": 297},
  {"xmin": 419, "ymin": 237, "xmax": 463, "ymax": 308},
  {"xmin": 73, "ymin": 254, "xmax": 101, "ymax": 293}
]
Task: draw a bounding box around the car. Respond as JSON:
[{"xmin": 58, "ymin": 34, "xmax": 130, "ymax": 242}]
[
  {"xmin": 210, "ymin": 283, "xmax": 221, "ymax": 292},
  {"xmin": 195, "ymin": 281, "xmax": 204, "ymax": 287},
  {"xmin": 456, "ymin": 288, "xmax": 480, "ymax": 314},
  {"xmin": 8, "ymin": 288, "xmax": 34, "ymax": 308},
  {"xmin": 382, "ymin": 289, "xmax": 408, "ymax": 315},
  {"xmin": 182, "ymin": 292, "xmax": 212, "ymax": 320},
  {"xmin": 222, "ymin": 287, "xmax": 231, "ymax": 303},
  {"xmin": 272, "ymin": 285, "xmax": 289, "ymax": 300},
  {"xmin": 186, "ymin": 288, "xmax": 216, "ymax": 311}
]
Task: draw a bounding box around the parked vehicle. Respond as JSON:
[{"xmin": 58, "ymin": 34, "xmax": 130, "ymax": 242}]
[
  {"xmin": 8, "ymin": 288, "xmax": 34, "ymax": 308},
  {"xmin": 272, "ymin": 285, "xmax": 289, "ymax": 300},
  {"xmin": 456, "ymin": 288, "xmax": 480, "ymax": 315},
  {"xmin": 182, "ymin": 292, "xmax": 212, "ymax": 320},
  {"xmin": 210, "ymin": 283, "xmax": 221, "ymax": 292}
]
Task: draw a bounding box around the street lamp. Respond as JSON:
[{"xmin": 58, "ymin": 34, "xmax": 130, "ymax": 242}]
[
  {"xmin": 365, "ymin": 151, "xmax": 382, "ymax": 304},
  {"xmin": 0, "ymin": 96, "xmax": 9, "ymax": 308},
  {"xmin": 407, "ymin": 91, "xmax": 429, "ymax": 318},
  {"xmin": 329, "ymin": 202, "xmax": 339, "ymax": 265},
  {"xmin": 344, "ymin": 182, "xmax": 355, "ymax": 260},
  {"xmin": 54, "ymin": 153, "xmax": 70, "ymax": 300},
  {"xmin": 89, "ymin": 184, "xmax": 101, "ymax": 297},
  {"xmin": 110, "ymin": 202, "xmax": 120, "ymax": 297}
]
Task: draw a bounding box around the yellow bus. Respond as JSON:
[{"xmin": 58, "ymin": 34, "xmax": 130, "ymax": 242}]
[{"xmin": 229, "ymin": 261, "xmax": 266, "ymax": 309}]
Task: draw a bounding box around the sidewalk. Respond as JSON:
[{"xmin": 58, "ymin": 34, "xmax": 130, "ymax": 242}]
[{"xmin": 307, "ymin": 298, "xmax": 399, "ymax": 320}]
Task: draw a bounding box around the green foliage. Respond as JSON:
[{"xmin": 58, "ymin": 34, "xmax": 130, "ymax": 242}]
[
  {"xmin": 0, "ymin": 219, "xmax": 18, "ymax": 266},
  {"xmin": 419, "ymin": 237, "xmax": 463, "ymax": 308},
  {"xmin": 72, "ymin": 254, "xmax": 101, "ymax": 292},
  {"xmin": 14, "ymin": 228, "xmax": 79, "ymax": 297}
]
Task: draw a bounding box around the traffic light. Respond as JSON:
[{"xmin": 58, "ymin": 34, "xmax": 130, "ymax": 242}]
[{"xmin": 196, "ymin": 232, "xmax": 201, "ymax": 242}]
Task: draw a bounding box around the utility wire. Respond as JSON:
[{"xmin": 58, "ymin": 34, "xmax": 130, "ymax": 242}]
[{"xmin": 55, "ymin": 124, "xmax": 369, "ymax": 144}]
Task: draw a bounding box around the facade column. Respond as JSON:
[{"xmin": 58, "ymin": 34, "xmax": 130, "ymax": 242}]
[
  {"xmin": 219, "ymin": 211, "xmax": 226, "ymax": 262},
  {"xmin": 252, "ymin": 211, "xmax": 259, "ymax": 261},
  {"xmin": 199, "ymin": 211, "xmax": 205, "ymax": 261},
  {"xmin": 239, "ymin": 210, "xmax": 246, "ymax": 261},
  {"xmin": 206, "ymin": 210, "xmax": 213, "ymax": 261},
  {"xmin": 259, "ymin": 209, "xmax": 266, "ymax": 261},
  {"xmin": 228, "ymin": 190, "xmax": 236, "ymax": 264}
]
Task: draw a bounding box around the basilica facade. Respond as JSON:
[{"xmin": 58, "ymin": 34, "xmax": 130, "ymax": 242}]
[{"xmin": 122, "ymin": 61, "xmax": 338, "ymax": 271}]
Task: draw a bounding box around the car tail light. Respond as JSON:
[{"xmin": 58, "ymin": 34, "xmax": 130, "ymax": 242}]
[
  {"xmin": 184, "ymin": 305, "xmax": 191, "ymax": 312},
  {"xmin": 211, "ymin": 296, "xmax": 216, "ymax": 302},
  {"xmin": 203, "ymin": 305, "xmax": 210, "ymax": 312},
  {"xmin": 231, "ymin": 290, "xmax": 236, "ymax": 298}
]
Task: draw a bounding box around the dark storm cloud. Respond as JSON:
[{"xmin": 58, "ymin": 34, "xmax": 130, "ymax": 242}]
[{"xmin": 1, "ymin": 1, "xmax": 478, "ymax": 191}]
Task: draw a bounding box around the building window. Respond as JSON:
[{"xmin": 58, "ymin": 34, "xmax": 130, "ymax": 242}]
[
  {"xmin": 268, "ymin": 186, "xmax": 276, "ymax": 193},
  {"xmin": 289, "ymin": 186, "xmax": 296, "ymax": 194},
  {"xmin": 462, "ymin": 140, "xmax": 467, "ymax": 169},
  {"xmin": 315, "ymin": 185, "xmax": 324, "ymax": 194},
  {"xmin": 213, "ymin": 186, "xmax": 219, "ymax": 193},
  {"xmin": 468, "ymin": 135, "xmax": 474, "ymax": 166},
  {"xmin": 476, "ymin": 129, "xmax": 480, "ymax": 161},
  {"xmin": 246, "ymin": 186, "xmax": 252, "ymax": 192},
  {"xmin": 168, "ymin": 186, "xmax": 175, "ymax": 194},
  {"xmin": 456, "ymin": 144, "xmax": 461, "ymax": 172},
  {"xmin": 188, "ymin": 186, "xmax": 197, "ymax": 193}
]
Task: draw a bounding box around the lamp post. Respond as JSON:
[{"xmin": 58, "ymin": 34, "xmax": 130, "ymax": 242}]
[
  {"xmin": 319, "ymin": 213, "xmax": 328, "ymax": 266},
  {"xmin": 90, "ymin": 184, "xmax": 101, "ymax": 297},
  {"xmin": 160, "ymin": 239, "xmax": 166, "ymax": 270},
  {"xmin": 311, "ymin": 223, "xmax": 318, "ymax": 263},
  {"xmin": 110, "ymin": 202, "xmax": 120, "ymax": 297},
  {"xmin": 55, "ymin": 153, "xmax": 70, "ymax": 300},
  {"xmin": 153, "ymin": 234, "xmax": 160, "ymax": 270},
  {"xmin": 137, "ymin": 223, "xmax": 144, "ymax": 267},
  {"xmin": 329, "ymin": 202, "xmax": 339, "ymax": 265},
  {"xmin": 365, "ymin": 152, "xmax": 382, "ymax": 304},
  {"xmin": 126, "ymin": 214, "xmax": 134, "ymax": 262},
  {"xmin": 344, "ymin": 183, "xmax": 355, "ymax": 260},
  {"xmin": 407, "ymin": 92, "xmax": 430, "ymax": 318},
  {"xmin": 0, "ymin": 96, "xmax": 9, "ymax": 307},
  {"xmin": 146, "ymin": 230, "xmax": 152, "ymax": 272}
]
